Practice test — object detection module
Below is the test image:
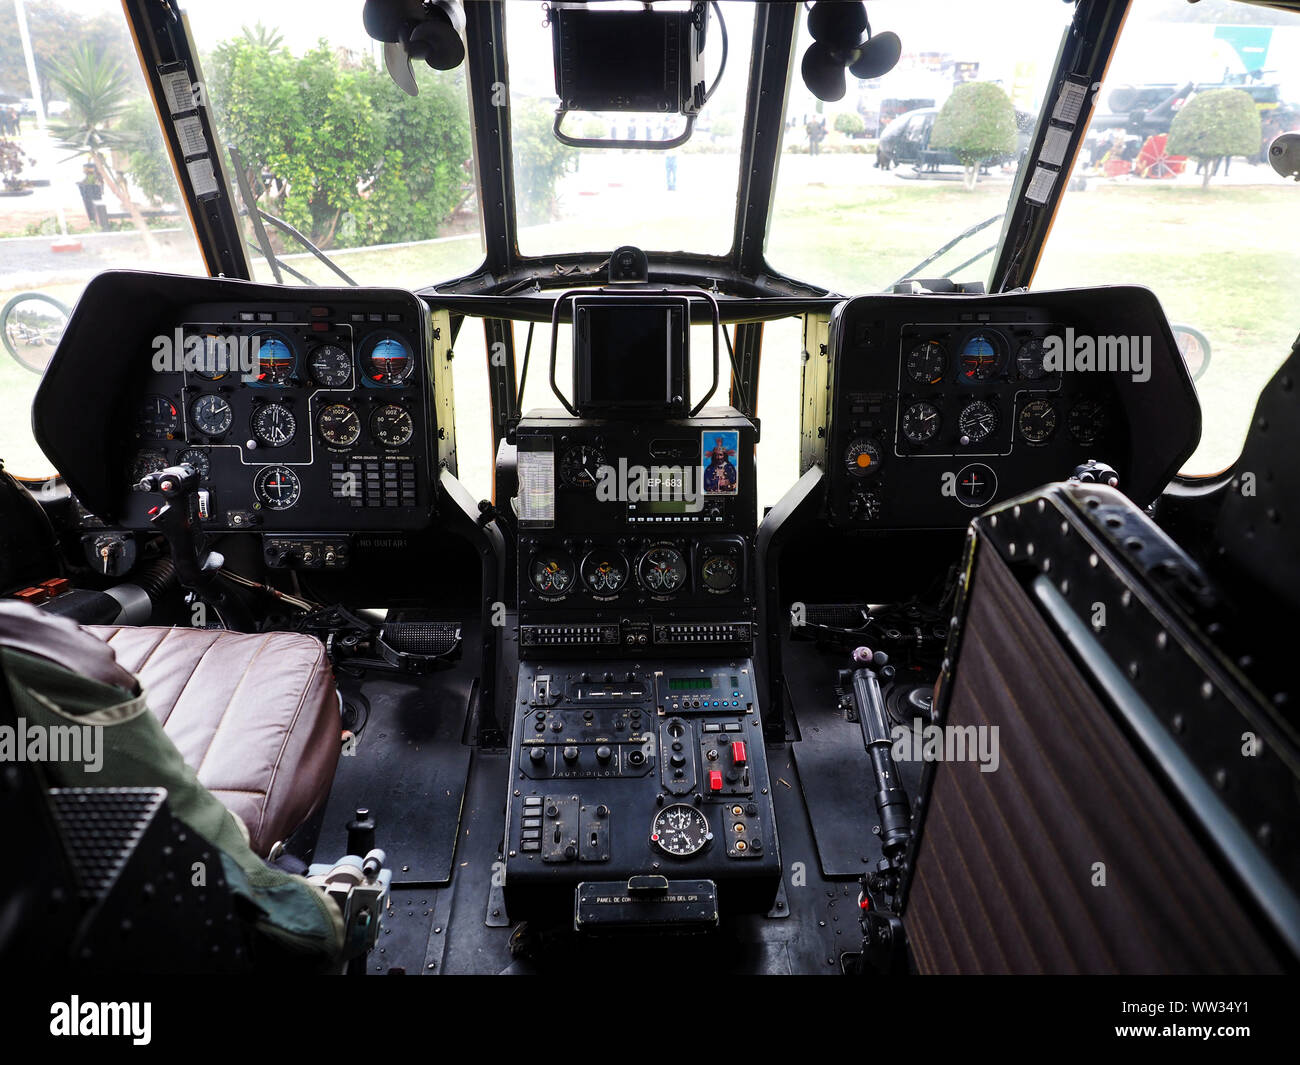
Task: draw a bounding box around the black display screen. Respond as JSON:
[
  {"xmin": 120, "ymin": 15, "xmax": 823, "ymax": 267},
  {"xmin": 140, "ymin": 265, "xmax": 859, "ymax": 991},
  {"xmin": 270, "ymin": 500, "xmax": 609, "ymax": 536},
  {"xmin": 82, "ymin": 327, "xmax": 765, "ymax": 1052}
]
[{"xmin": 575, "ymin": 299, "xmax": 687, "ymax": 414}]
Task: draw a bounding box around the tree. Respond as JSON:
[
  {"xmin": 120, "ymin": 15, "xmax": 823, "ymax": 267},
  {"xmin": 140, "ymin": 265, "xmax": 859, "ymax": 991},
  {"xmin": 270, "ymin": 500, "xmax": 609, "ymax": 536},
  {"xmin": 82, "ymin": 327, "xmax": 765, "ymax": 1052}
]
[
  {"xmin": 512, "ymin": 98, "xmax": 577, "ymax": 226},
  {"xmin": 46, "ymin": 44, "xmax": 159, "ymax": 253},
  {"xmin": 207, "ymin": 32, "xmax": 471, "ymax": 249},
  {"xmin": 119, "ymin": 98, "xmax": 175, "ymax": 205},
  {"xmin": 930, "ymin": 81, "xmax": 1017, "ymax": 190},
  {"xmin": 0, "ymin": 2, "xmax": 134, "ymax": 104},
  {"xmin": 1167, "ymin": 88, "xmax": 1261, "ymax": 189},
  {"xmin": 833, "ymin": 112, "xmax": 865, "ymax": 136}
]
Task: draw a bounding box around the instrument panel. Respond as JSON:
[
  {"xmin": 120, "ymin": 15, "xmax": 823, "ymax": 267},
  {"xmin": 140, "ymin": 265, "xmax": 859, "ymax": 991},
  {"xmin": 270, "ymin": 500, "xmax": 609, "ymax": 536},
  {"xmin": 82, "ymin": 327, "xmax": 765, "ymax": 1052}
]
[
  {"xmin": 515, "ymin": 410, "xmax": 757, "ymax": 657},
  {"xmin": 116, "ymin": 291, "xmax": 442, "ymax": 531},
  {"xmin": 819, "ymin": 287, "xmax": 1201, "ymax": 528}
]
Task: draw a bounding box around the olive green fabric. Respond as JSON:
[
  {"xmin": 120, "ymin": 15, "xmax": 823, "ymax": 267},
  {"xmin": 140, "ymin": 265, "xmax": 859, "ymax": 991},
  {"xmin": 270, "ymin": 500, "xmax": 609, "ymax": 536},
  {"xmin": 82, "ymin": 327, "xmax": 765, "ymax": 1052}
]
[{"xmin": 2, "ymin": 646, "xmax": 344, "ymax": 968}]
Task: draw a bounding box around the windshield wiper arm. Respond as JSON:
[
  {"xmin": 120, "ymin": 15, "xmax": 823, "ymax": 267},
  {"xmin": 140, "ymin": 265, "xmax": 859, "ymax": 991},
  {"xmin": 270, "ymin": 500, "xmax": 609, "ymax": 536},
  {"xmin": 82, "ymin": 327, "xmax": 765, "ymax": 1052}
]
[
  {"xmin": 254, "ymin": 209, "xmax": 359, "ymax": 287},
  {"xmin": 892, "ymin": 213, "xmax": 1004, "ymax": 289}
]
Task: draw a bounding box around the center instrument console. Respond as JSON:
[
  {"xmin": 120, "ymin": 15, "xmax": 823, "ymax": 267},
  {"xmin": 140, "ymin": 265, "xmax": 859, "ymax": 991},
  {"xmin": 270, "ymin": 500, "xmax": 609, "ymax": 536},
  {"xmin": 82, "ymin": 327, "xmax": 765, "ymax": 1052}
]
[{"xmin": 502, "ymin": 286, "xmax": 781, "ymax": 925}]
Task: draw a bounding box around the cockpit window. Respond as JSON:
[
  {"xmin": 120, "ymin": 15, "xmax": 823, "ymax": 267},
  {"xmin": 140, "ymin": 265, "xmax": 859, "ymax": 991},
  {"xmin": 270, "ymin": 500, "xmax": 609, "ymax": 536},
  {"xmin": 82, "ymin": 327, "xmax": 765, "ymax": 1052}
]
[
  {"xmin": 1034, "ymin": 0, "xmax": 1300, "ymax": 476},
  {"xmin": 506, "ymin": 0, "xmax": 751, "ymax": 259},
  {"xmin": 766, "ymin": 1, "xmax": 1074, "ymax": 293},
  {"xmin": 187, "ymin": 5, "xmax": 484, "ymax": 288}
]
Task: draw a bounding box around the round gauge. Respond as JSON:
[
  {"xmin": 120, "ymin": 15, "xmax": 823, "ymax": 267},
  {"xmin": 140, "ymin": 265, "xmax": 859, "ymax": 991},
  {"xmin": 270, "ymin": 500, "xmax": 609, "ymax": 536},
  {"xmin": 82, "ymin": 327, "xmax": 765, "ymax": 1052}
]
[
  {"xmin": 129, "ymin": 448, "xmax": 167, "ymax": 484},
  {"xmin": 1018, "ymin": 398, "xmax": 1057, "ymax": 444},
  {"xmin": 529, "ymin": 549, "xmax": 576, "ymax": 597},
  {"xmin": 252, "ymin": 334, "xmax": 295, "ymax": 386},
  {"xmin": 253, "ymin": 465, "xmax": 301, "ymax": 510},
  {"xmin": 844, "ymin": 437, "xmax": 882, "ymax": 478},
  {"xmin": 957, "ymin": 399, "xmax": 998, "ymax": 444},
  {"xmin": 362, "ymin": 332, "xmax": 414, "ymax": 385},
  {"xmin": 251, "ymin": 402, "xmax": 296, "ymax": 447},
  {"xmin": 1068, "ymin": 398, "xmax": 1107, "ymax": 444},
  {"xmin": 136, "ymin": 395, "xmax": 179, "ymax": 440},
  {"xmin": 954, "ymin": 463, "xmax": 998, "ymax": 509},
  {"xmin": 906, "ymin": 340, "xmax": 947, "ymax": 385},
  {"xmin": 308, "ymin": 343, "xmax": 352, "ymax": 387},
  {"xmin": 701, "ymin": 553, "xmax": 739, "ymax": 593},
  {"xmin": 189, "ymin": 393, "xmax": 232, "ymax": 437},
  {"xmin": 559, "ymin": 444, "xmax": 607, "ymax": 489},
  {"xmin": 317, "ymin": 403, "xmax": 361, "ymax": 448},
  {"xmin": 192, "ymin": 334, "xmax": 233, "ymax": 380},
  {"xmin": 651, "ymin": 804, "xmax": 712, "ymax": 857},
  {"xmin": 901, "ymin": 401, "xmax": 942, "ymax": 445},
  {"xmin": 958, "ymin": 332, "xmax": 1004, "ymax": 382},
  {"xmin": 176, "ymin": 447, "xmax": 210, "ymax": 481},
  {"xmin": 370, "ymin": 403, "xmax": 414, "ymax": 448},
  {"xmin": 1017, "ymin": 337, "xmax": 1051, "ymax": 380},
  {"xmin": 638, "ymin": 544, "xmax": 688, "ymax": 595},
  {"xmin": 580, "ymin": 549, "xmax": 629, "ymax": 597}
]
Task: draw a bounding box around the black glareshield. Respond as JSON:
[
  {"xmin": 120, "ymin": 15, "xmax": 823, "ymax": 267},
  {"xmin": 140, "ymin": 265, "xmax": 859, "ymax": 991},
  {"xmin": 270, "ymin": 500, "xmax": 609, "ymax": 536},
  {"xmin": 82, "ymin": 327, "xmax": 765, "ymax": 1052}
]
[{"xmin": 547, "ymin": 289, "xmax": 721, "ymax": 419}]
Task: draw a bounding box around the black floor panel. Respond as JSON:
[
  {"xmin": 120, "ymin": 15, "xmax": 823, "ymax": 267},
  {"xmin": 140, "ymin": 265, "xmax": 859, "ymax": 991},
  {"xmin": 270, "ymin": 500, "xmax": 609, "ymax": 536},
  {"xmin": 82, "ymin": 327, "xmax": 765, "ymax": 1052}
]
[{"xmin": 316, "ymin": 668, "xmax": 474, "ymax": 886}]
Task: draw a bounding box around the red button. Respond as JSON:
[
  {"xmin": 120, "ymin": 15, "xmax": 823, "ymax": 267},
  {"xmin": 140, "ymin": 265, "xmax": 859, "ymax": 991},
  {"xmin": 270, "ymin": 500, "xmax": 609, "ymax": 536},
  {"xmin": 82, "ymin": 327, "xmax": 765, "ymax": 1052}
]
[
  {"xmin": 40, "ymin": 578, "xmax": 70, "ymax": 596},
  {"xmin": 731, "ymin": 741, "xmax": 747, "ymax": 766},
  {"xmin": 708, "ymin": 770, "xmax": 723, "ymax": 792},
  {"xmin": 15, "ymin": 586, "xmax": 48, "ymax": 604}
]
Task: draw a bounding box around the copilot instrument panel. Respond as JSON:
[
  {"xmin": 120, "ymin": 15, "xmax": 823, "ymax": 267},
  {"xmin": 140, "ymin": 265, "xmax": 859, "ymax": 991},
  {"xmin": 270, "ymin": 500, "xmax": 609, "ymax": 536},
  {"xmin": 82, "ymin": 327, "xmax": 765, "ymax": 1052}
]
[
  {"xmin": 513, "ymin": 409, "xmax": 758, "ymax": 658},
  {"xmin": 816, "ymin": 286, "xmax": 1201, "ymax": 529},
  {"xmin": 114, "ymin": 290, "xmax": 444, "ymax": 532}
]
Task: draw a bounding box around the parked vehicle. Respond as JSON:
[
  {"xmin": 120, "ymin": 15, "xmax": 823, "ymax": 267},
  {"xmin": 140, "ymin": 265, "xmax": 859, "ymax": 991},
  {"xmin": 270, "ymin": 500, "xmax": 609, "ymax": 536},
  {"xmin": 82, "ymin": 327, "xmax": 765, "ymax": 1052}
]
[{"xmin": 875, "ymin": 105, "xmax": 1034, "ymax": 172}]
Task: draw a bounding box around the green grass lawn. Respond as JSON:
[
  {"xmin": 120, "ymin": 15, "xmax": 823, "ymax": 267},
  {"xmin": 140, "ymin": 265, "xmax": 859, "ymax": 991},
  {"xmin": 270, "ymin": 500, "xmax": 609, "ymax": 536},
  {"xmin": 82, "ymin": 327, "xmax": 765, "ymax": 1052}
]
[{"xmin": 2, "ymin": 179, "xmax": 1295, "ymax": 501}]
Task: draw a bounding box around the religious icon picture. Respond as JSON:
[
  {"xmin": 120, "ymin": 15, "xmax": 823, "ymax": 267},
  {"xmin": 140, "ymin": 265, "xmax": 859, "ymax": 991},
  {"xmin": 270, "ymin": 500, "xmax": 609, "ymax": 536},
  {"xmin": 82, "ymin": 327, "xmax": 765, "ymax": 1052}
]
[{"xmin": 701, "ymin": 430, "xmax": 740, "ymax": 496}]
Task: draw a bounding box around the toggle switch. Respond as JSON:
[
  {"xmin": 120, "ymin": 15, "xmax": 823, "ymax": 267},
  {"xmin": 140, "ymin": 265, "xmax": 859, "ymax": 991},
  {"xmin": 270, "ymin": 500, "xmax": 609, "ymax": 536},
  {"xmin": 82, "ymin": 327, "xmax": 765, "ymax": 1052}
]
[
  {"xmin": 731, "ymin": 740, "xmax": 747, "ymax": 766},
  {"xmin": 708, "ymin": 770, "xmax": 723, "ymax": 792}
]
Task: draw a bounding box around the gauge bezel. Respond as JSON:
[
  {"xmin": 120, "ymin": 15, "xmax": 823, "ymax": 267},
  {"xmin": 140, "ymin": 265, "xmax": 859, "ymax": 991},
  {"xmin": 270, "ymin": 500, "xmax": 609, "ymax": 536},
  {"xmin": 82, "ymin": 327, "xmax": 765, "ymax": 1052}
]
[
  {"xmin": 251, "ymin": 402, "xmax": 297, "ymax": 448},
  {"xmin": 528, "ymin": 547, "xmax": 577, "ymax": 598},
  {"xmin": 308, "ymin": 342, "xmax": 353, "ymax": 388},
  {"xmin": 249, "ymin": 331, "xmax": 297, "ymax": 388},
  {"xmin": 955, "ymin": 329, "xmax": 1007, "ymax": 385},
  {"xmin": 905, "ymin": 339, "xmax": 948, "ymax": 386},
  {"xmin": 1068, "ymin": 398, "xmax": 1107, "ymax": 444},
  {"xmin": 189, "ymin": 393, "xmax": 233, "ymax": 438},
  {"xmin": 176, "ymin": 447, "xmax": 211, "ymax": 482},
  {"xmin": 844, "ymin": 437, "xmax": 883, "ymax": 478},
  {"xmin": 1017, "ymin": 397, "xmax": 1057, "ymax": 444},
  {"xmin": 957, "ymin": 399, "xmax": 999, "ymax": 443},
  {"xmin": 252, "ymin": 465, "xmax": 302, "ymax": 510},
  {"xmin": 651, "ymin": 803, "xmax": 712, "ymax": 858},
  {"xmin": 559, "ymin": 443, "xmax": 608, "ymax": 489},
  {"xmin": 901, "ymin": 400, "xmax": 942, "ymax": 445},
  {"xmin": 359, "ymin": 330, "xmax": 415, "ymax": 387},
  {"xmin": 579, "ymin": 548, "xmax": 630, "ymax": 598},
  {"xmin": 317, "ymin": 402, "xmax": 362, "ymax": 449},
  {"xmin": 637, "ymin": 543, "xmax": 689, "ymax": 597},
  {"xmin": 369, "ymin": 403, "xmax": 414, "ymax": 448},
  {"xmin": 136, "ymin": 394, "xmax": 180, "ymax": 441}
]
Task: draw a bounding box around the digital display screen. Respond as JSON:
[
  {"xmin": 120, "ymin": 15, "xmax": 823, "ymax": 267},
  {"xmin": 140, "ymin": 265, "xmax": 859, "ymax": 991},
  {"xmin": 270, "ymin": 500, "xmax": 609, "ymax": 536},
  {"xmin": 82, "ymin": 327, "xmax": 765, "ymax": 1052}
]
[
  {"xmin": 587, "ymin": 306, "xmax": 672, "ymax": 403},
  {"xmin": 669, "ymin": 677, "xmax": 713, "ymax": 691},
  {"xmin": 630, "ymin": 498, "xmax": 704, "ymax": 515}
]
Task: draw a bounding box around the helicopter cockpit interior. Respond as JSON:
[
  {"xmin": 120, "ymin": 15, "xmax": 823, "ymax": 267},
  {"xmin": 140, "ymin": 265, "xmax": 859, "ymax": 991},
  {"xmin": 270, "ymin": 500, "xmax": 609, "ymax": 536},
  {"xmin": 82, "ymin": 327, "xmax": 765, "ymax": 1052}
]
[{"xmin": 1, "ymin": 0, "xmax": 1299, "ymax": 1007}]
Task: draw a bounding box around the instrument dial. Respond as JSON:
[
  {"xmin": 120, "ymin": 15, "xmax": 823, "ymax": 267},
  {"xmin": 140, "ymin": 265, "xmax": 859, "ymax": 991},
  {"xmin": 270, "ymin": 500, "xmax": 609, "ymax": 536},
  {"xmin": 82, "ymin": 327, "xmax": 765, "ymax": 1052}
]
[
  {"xmin": 906, "ymin": 341, "xmax": 947, "ymax": 385},
  {"xmin": 954, "ymin": 463, "xmax": 998, "ymax": 508},
  {"xmin": 651, "ymin": 804, "xmax": 712, "ymax": 857},
  {"xmin": 1018, "ymin": 398, "xmax": 1057, "ymax": 444},
  {"xmin": 638, "ymin": 544, "xmax": 688, "ymax": 595},
  {"xmin": 529, "ymin": 549, "xmax": 576, "ymax": 597},
  {"xmin": 957, "ymin": 399, "xmax": 998, "ymax": 444},
  {"xmin": 252, "ymin": 402, "xmax": 296, "ymax": 447},
  {"xmin": 192, "ymin": 334, "xmax": 233, "ymax": 380},
  {"xmin": 580, "ymin": 549, "xmax": 628, "ymax": 597},
  {"xmin": 129, "ymin": 448, "xmax": 167, "ymax": 484},
  {"xmin": 1017, "ymin": 337, "xmax": 1051, "ymax": 380},
  {"xmin": 901, "ymin": 401, "xmax": 942, "ymax": 444},
  {"xmin": 253, "ymin": 465, "xmax": 301, "ymax": 510},
  {"xmin": 958, "ymin": 332, "xmax": 1004, "ymax": 382},
  {"xmin": 176, "ymin": 447, "xmax": 210, "ymax": 482},
  {"xmin": 136, "ymin": 395, "xmax": 179, "ymax": 440},
  {"xmin": 844, "ymin": 437, "xmax": 882, "ymax": 478},
  {"xmin": 560, "ymin": 444, "xmax": 607, "ymax": 489},
  {"xmin": 370, "ymin": 404, "xmax": 414, "ymax": 448},
  {"xmin": 252, "ymin": 334, "xmax": 295, "ymax": 386},
  {"xmin": 1068, "ymin": 398, "xmax": 1107, "ymax": 444},
  {"xmin": 317, "ymin": 403, "xmax": 361, "ymax": 448},
  {"xmin": 309, "ymin": 343, "xmax": 352, "ymax": 387},
  {"xmin": 701, "ymin": 554, "xmax": 739, "ymax": 593},
  {"xmin": 362, "ymin": 332, "xmax": 414, "ymax": 385},
  {"xmin": 190, "ymin": 393, "xmax": 233, "ymax": 437}
]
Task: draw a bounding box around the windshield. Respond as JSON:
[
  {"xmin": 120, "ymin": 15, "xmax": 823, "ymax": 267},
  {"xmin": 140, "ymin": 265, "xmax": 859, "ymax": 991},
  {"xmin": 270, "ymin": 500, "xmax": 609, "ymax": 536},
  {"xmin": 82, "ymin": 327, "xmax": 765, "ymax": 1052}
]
[
  {"xmin": 505, "ymin": 0, "xmax": 751, "ymax": 258},
  {"xmin": 766, "ymin": 0, "xmax": 1074, "ymax": 292},
  {"xmin": 186, "ymin": 2, "xmax": 484, "ymax": 289}
]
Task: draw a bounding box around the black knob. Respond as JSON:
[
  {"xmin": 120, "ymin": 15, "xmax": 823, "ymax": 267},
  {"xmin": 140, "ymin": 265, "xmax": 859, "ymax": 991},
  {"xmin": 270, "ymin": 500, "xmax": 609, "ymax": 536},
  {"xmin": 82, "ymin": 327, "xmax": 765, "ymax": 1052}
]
[
  {"xmin": 563, "ymin": 745, "xmax": 579, "ymax": 763},
  {"xmin": 595, "ymin": 745, "xmax": 612, "ymax": 762},
  {"xmin": 596, "ymin": 804, "xmax": 609, "ymax": 818},
  {"xmin": 670, "ymin": 753, "xmax": 686, "ymax": 767},
  {"xmin": 529, "ymin": 747, "xmax": 546, "ymax": 763}
]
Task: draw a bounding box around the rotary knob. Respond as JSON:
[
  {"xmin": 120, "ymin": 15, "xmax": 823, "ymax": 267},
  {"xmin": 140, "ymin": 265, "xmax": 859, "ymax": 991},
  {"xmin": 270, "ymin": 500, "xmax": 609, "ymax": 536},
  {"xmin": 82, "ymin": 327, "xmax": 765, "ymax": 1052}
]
[{"xmin": 562, "ymin": 745, "xmax": 579, "ymax": 763}]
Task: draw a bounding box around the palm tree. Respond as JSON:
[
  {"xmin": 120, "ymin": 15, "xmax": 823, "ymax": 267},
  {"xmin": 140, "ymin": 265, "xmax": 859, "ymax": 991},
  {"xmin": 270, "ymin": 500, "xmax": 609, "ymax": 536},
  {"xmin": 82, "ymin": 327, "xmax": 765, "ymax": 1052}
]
[
  {"xmin": 241, "ymin": 23, "xmax": 285, "ymax": 51},
  {"xmin": 46, "ymin": 44, "xmax": 160, "ymax": 255}
]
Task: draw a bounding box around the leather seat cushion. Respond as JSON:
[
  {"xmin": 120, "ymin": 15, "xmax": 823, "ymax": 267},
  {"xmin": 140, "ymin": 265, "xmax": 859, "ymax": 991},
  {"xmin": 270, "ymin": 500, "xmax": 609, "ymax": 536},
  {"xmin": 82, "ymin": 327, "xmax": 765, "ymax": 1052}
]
[{"xmin": 87, "ymin": 625, "xmax": 340, "ymax": 856}]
